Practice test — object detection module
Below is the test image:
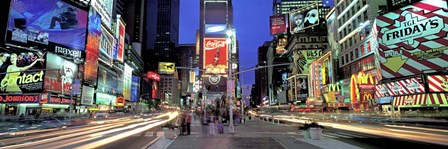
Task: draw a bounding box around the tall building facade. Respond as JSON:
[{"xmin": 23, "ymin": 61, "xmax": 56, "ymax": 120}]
[
  {"xmin": 254, "ymin": 41, "xmax": 270, "ymax": 106},
  {"xmin": 199, "ymin": 0, "xmax": 238, "ymax": 100}
]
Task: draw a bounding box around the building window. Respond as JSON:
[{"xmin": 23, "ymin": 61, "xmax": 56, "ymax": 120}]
[
  {"xmin": 341, "ymin": 56, "xmax": 345, "ymax": 65},
  {"xmin": 355, "ymin": 48, "xmax": 359, "ymax": 59},
  {"xmin": 346, "ymin": 54, "xmax": 349, "ymax": 63},
  {"xmin": 367, "ymin": 41, "xmax": 371, "ymax": 53},
  {"xmin": 364, "ymin": 11, "xmax": 368, "ymax": 20},
  {"xmin": 350, "ymin": 51, "xmax": 354, "ymax": 61},
  {"xmin": 363, "ymin": 0, "xmax": 367, "ymax": 6},
  {"xmin": 301, "ymin": 45, "xmax": 306, "ymax": 48}
]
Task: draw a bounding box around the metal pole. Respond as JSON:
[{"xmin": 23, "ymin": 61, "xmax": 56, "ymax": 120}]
[
  {"xmin": 241, "ymin": 67, "xmax": 244, "ymax": 124},
  {"xmin": 228, "ymin": 30, "xmax": 234, "ymax": 133}
]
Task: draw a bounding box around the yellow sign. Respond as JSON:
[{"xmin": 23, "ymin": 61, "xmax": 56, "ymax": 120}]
[
  {"xmin": 189, "ymin": 71, "xmax": 196, "ymax": 83},
  {"xmin": 158, "ymin": 62, "xmax": 176, "ymax": 74},
  {"xmin": 350, "ymin": 72, "xmax": 375, "ymax": 103},
  {"xmin": 363, "ymin": 93, "xmax": 373, "ymax": 101},
  {"xmin": 328, "ymin": 84, "xmax": 340, "ymax": 92},
  {"xmin": 383, "ymin": 56, "xmax": 407, "ymax": 73}
]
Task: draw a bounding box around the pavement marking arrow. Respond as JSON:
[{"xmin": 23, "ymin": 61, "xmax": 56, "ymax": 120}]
[{"xmin": 383, "ymin": 56, "xmax": 408, "ymax": 73}]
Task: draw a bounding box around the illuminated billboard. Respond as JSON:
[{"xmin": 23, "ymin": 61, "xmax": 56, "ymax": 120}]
[
  {"xmin": 44, "ymin": 53, "xmax": 79, "ymax": 95},
  {"xmin": 0, "ymin": 51, "xmax": 46, "ymax": 93},
  {"xmin": 158, "ymin": 62, "xmax": 176, "ymax": 74},
  {"xmin": 99, "ymin": 25, "xmax": 114, "ymax": 65},
  {"xmin": 205, "ymin": 24, "xmax": 227, "ymax": 34},
  {"xmin": 97, "ymin": 67, "xmax": 118, "ymax": 94},
  {"xmin": 270, "ymin": 15, "xmax": 287, "ymax": 35},
  {"xmin": 146, "ymin": 71, "xmax": 160, "ymax": 81},
  {"xmin": 91, "ymin": 0, "xmax": 113, "ymax": 29},
  {"xmin": 289, "ymin": 3, "xmax": 319, "ymax": 33},
  {"xmin": 130, "ymin": 75, "xmax": 140, "ymax": 102},
  {"xmin": 276, "ymin": 37, "xmax": 287, "ymax": 55},
  {"xmin": 6, "ymin": 0, "xmax": 88, "ymax": 53},
  {"xmin": 203, "ymin": 38, "xmax": 228, "ymax": 74},
  {"xmin": 292, "ymin": 49, "xmax": 322, "ymax": 74},
  {"xmin": 123, "ymin": 64, "xmax": 132, "ymax": 100},
  {"xmin": 84, "ymin": 8, "xmax": 101, "ymax": 85},
  {"xmin": 326, "ymin": 10, "xmax": 339, "ymax": 57},
  {"xmin": 114, "ymin": 16, "xmax": 125, "ymax": 62},
  {"xmin": 81, "ymin": 85, "xmax": 94, "ymax": 105},
  {"xmin": 376, "ymin": 0, "xmax": 448, "ymax": 78}
]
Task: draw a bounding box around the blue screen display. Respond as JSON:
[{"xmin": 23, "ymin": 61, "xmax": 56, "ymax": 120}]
[{"xmin": 7, "ymin": 0, "xmax": 88, "ymax": 51}]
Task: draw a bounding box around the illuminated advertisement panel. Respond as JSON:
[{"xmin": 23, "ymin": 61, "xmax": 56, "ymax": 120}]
[
  {"xmin": 275, "ymin": 37, "xmax": 287, "ymax": 55},
  {"xmin": 99, "ymin": 25, "xmax": 114, "ymax": 65},
  {"xmin": 44, "ymin": 53, "xmax": 79, "ymax": 95},
  {"xmin": 97, "ymin": 66, "xmax": 118, "ymax": 94},
  {"xmin": 115, "ymin": 16, "xmax": 125, "ymax": 62},
  {"xmin": 428, "ymin": 75, "xmax": 448, "ymax": 92},
  {"xmin": 81, "ymin": 85, "xmax": 94, "ymax": 105},
  {"xmin": 130, "ymin": 75, "xmax": 140, "ymax": 102},
  {"xmin": 146, "ymin": 71, "xmax": 160, "ymax": 81},
  {"xmin": 270, "ymin": 15, "xmax": 287, "ymax": 35},
  {"xmin": 123, "ymin": 64, "xmax": 132, "ymax": 100},
  {"xmin": 203, "ymin": 38, "xmax": 228, "ymax": 74},
  {"xmin": 205, "ymin": 24, "xmax": 227, "ymax": 34},
  {"xmin": 158, "ymin": 62, "xmax": 176, "ymax": 74},
  {"xmin": 0, "ymin": 94, "xmax": 40, "ymax": 103},
  {"xmin": 289, "ymin": 3, "xmax": 319, "ymax": 33},
  {"xmin": 151, "ymin": 81, "xmax": 158, "ymax": 99},
  {"xmin": 0, "ymin": 51, "xmax": 46, "ymax": 93},
  {"xmin": 90, "ymin": 0, "xmax": 113, "ymax": 29},
  {"xmin": 326, "ymin": 10, "xmax": 339, "ymax": 57},
  {"xmin": 84, "ymin": 8, "xmax": 101, "ymax": 85},
  {"xmin": 376, "ymin": 0, "xmax": 448, "ymax": 78},
  {"xmin": 292, "ymin": 49, "xmax": 322, "ymax": 74},
  {"xmin": 6, "ymin": 0, "xmax": 88, "ymax": 55}
]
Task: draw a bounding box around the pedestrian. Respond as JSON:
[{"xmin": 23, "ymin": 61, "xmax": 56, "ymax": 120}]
[
  {"xmin": 209, "ymin": 113, "xmax": 215, "ymax": 135},
  {"xmin": 186, "ymin": 111, "xmax": 192, "ymax": 135},
  {"xmin": 180, "ymin": 111, "xmax": 187, "ymax": 135}
]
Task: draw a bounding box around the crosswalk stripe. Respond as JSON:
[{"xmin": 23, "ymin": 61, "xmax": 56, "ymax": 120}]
[
  {"xmin": 132, "ymin": 133, "xmax": 142, "ymax": 137},
  {"xmin": 156, "ymin": 131, "xmax": 164, "ymax": 137},
  {"xmin": 145, "ymin": 131, "xmax": 154, "ymax": 137}
]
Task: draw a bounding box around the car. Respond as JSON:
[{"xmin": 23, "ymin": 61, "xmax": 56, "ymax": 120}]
[{"xmin": 93, "ymin": 112, "xmax": 109, "ymax": 119}]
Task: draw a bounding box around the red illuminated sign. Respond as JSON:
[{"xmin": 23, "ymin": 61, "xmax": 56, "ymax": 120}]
[
  {"xmin": 146, "ymin": 71, "xmax": 160, "ymax": 82},
  {"xmin": 0, "ymin": 95, "xmax": 40, "ymax": 103},
  {"xmin": 270, "ymin": 15, "xmax": 287, "ymax": 35},
  {"xmin": 203, "ymin": 38, "xmax": 228, "ymax": 74}
]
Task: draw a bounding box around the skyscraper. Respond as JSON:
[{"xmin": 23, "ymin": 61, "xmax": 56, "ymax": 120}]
[{"xmin": 199, "ymin": 0, "xmax": 237, "ymax": 94}]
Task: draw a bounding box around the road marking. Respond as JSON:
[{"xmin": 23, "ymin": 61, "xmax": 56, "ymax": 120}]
[
  {"xmin": 322, "ymin": 134, "xmax": 338, "ymax": 138},
  {"xmin": 145, "ymin": 132, "xmax": 154, "ymax": 137},
  {"xmin": 156, "ymin": 131, "xmax": 164, "ymax": 137},
  {"xmin": 337, "ymin": 132, "xmax": 367, "ymax": 138},
  {"xmin": 324, "ymin": 132, "xmax": 353, "ymax": 138},
  {"xmin": 132, "ymin": 133, "xmax": 142, "ymax": 137}
]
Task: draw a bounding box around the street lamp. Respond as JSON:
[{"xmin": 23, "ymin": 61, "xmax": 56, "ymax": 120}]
[{"xmin": 227, "ymin": 28, "xmax": 235, "ymax": 133}]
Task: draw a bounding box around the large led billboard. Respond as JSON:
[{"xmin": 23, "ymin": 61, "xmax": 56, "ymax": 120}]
[
  {"xmin": 91, "ymin": 0, "xmax": 113, "ymax": 29},
  {"xmin": 44, "ymin": 53, "xmax": 79, "ymax": 95},
  {"xmin": 158, "ymin": 62, "xmax": 176, "ymax": 74},
  {"xmin": 205, "ymin": 24, "xmax": 227, "ymax": 34},
  {"xmin": 289, "ymin": 3, "xmax": 319, "ymax": 33},
  {"xmin": 84, "ymin": 8, "xmax": 101, "ymax": 85},
  {"xmin": 6, "ymin": 0, "xmax": 88, "ymax": 53},
  {"xmin": 376, "ymin": 0, "xmax": 448, "ymax": 78},
  {"xmin": 114, "ymin": 16, "xmax": 125, "ymax": 62},
  {"xmin": 97, "ymin": 66, "xmax": 118, "ymax": 94},
  {"xmin": 130, "ymin": 75, "xmax": 140, "ymax": 102},
  {"xmin": 203, "ymin": 38, "xmax": 228, "ymax": 74},
  {"xmin": 292, "ymin": 49, "xmax": 322, "ymax": 74},
  {"xmin": 123, "ymin": 64, "xmax": 132, "ymax": 100},
  {"xmin": 99, "ymin": 25, "xmax": 114, "ymax": 65},
  {"xmin": 270, "ymin": 15, "xmax": 287, "ymax": 35},
  {"xmin": 0, "ymin": 51, "xmax": 46, "ymax": 93}
]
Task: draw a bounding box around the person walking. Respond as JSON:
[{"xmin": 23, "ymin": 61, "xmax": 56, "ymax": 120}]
[
  {"xmin": 186, "ymin": 111, "xmax": 192, "ymax": 135},
  {"xmin": 209, "ymin": 113, "xmax": 215, "ymax": 136},
  {"xmin": 180, "ymin": 111, "xmax": 187, "ymax": 135}
]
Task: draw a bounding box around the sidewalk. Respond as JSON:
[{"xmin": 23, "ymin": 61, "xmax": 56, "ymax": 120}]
[{"xmin": 151, "ymin": 115, "xmax": 360, "ymax": 149}]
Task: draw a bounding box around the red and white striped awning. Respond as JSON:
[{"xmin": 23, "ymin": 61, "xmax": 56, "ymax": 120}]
[{"xmin": 393, "ymin": 94, "xmax": 426, "ymax": 107}]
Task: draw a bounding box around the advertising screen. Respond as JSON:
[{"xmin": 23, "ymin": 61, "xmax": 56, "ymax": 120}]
[
  {"xmin": 130, "ymin": 75, "xmax": 140, "ymax": 102},
  {"xmin": 289, "ymin": 4, "xmax": 319, "ymax": 33},
  {"xmin": 84, "ymin": 8, "xmax": 101, "ymax": 85},
  {"xmin": 151, "ymin": 81, "xmax": 158, "ymax": 99},
  {"xmin": 326, "ymin": 10, "xmax": 339, "ymax": 57},
  {"xmin": 0, "ymin": 94, "xmax": 40, "ymax": 103},
  {"xmin": 295, "ymin": 74, "xmax": 309, "ymax": 99},
  {"xmin": 99, "ymin": 25, "xmax": 114, "ymax": 65},
  {"xmin": 91, "ymin": 0, "xmax": 113, "ymax": 29},
  {"xmin": 428, "ymin": 75, "xmax": 448, "ymax": 92},
  {"xmin": 97, "ymin": 66, "xmax": 118, "ymax": 94},
  {"xmin": 146, "ymin": 71, "xmax": 160, "ymax": 81},
  {"xmin": 203, "ymin": 38, "xmax": 228, "ymax": 74},
  {"xmin": 293, "ymin": 49, "xmax": 322, "ymax": 74},
  {"xmin": 275, "ymin": 37, "xmax": 287, "ymax": 55},
  {"xmin": 81, "ymin": 85, "xmax": 94, "ymax": 105},
  {"xmin": 123, "ymin": 64, "xmax": 132, "ymax": 100},
  {"xmin": 0, "ymin": 51, "xmax": 46, "ymax": 93},
  {"xmin": 270, "ymin": 15, "xmax": 287, "ymax": 35},
  {"xmin": 44, "ymin": 53, "xmax": 79, "ymax": 95},
  {"xmin": 376, "ymin": 0, "xmax": 448, "ymax": 78},
  {"xmin": 115, "ymin": 16, "xmax": 125, "ymax": 62},
  {"xmin": 205, "ymin": 24, "xmax": 227, "ymax": 34},
  {"xmin": 158, "ymin": 62, "xmax": 176, "ymax": 74},
  {"xmin": 96, "ymin": 92, "xmax": 115, "ymax": 105},
  {"xmin": 6, "ymin": 0, "xmax": 88, "ymax": 52}
]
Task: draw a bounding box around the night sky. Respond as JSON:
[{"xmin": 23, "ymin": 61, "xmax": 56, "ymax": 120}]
[{"xmin": 180, "ymin": 0, "xmax": 273, "ymax": 87}]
